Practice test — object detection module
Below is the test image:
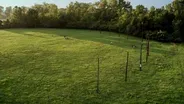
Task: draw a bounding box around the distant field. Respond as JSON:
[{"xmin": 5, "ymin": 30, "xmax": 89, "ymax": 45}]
[{"xmin": 0, "ymin": 29, "xmax": 184, "ymax": 104}]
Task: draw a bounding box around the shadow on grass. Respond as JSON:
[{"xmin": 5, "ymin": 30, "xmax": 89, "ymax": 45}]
[{"xmin": 4, "ymin": 28, "xmax": 170, "ymax": 55}]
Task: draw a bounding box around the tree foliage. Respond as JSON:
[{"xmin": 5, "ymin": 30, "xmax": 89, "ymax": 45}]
[{"xmin": 1, "ymin": 0, "xmax": 184, "ymax": 42}]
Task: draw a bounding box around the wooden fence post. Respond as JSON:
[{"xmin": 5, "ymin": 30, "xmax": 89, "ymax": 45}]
[
  {"xmin": 140, "ymin": 21, "xmax": 144, "ymax": 71},
  {"xmin": 125, "ymin": 52, "xmax": 129, "ymax": 82},
  {"xmin": 140, "ymin": 43, "xmax": 143, "ymax": 71},
  {"xmin": 96, "ymin": 57, "xmax": 100, "ymax": 93},
  {"xmin": 146, "ymin": 36, "xmax": 150, "ymax": 63}
]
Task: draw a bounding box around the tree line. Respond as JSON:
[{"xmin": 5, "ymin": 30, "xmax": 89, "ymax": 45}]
[{"xmin": 0, "ymin": 0, "xmax": 184, "ymax": 42}]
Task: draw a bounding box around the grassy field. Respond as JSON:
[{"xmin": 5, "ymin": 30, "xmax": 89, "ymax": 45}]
[{"xmin": 0, "ymin": 29, "xmax": 184, "ymax": 104}]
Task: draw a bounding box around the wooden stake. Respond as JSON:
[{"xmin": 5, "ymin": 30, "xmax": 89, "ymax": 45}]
[
  {"xmin": 146, "ymin": 36, "xmax": 150, "ymax": 63},
  {"xmin": 148, "ymin": 37, "xmax": 150, "ymax": 56},
  {"xmin": 96, "ymin": 57, "xmax": 100, "ymax": 93},
  {"xmin": 140, "ymin": 21, "xmax": 144, "ymax": 71},
  {"xmin": 140, "ymin": 43, "xmax": 143, "ymax": 71},
  {"xmin": 125, "ymin": 52, "xmax": 129, "ymax": 82}
]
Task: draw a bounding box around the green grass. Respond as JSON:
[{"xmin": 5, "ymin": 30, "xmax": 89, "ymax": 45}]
[{"xmin": 0, "ymin": 28, "xmax": 184, "ymax": 104}]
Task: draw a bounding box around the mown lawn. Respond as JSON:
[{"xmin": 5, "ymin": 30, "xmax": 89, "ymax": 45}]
[{"xmin": 0, "ymin": 29, "xmax": 184, "ymax": 104}]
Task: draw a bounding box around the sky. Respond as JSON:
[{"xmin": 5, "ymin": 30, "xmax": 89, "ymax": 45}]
[{"xmin": 0, "ymin": 0, "xmax": 173, "ymax": 8}]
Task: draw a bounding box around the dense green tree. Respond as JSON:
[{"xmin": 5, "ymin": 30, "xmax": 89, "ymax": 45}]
[
  {"xmin": 172, "ymin": 0, "xmax": 184, "ymax": 41},
  {"xmin": 10, "ymin": 6, "xmax": 26, "ymax": 27},
  {"xmin": 0, "ymin": 6, "xmax": 4, "ymax": 19},
  {"xmin": 25, "ymin": 8, "xmax": 39, "ymax": 28},
  {"xmin": 58, "ymin": 8, "xmax": 67, "ymax": 28},
  {"xmin": 3, "ymin": 19, "xmax": 11, "ymax": 28},
  {"xmin": 0, "ymin": 1, "xmax": 184, "ymax": 42},
  {"xmin": 0, "ymin": 20, "xmax": 2, "ymax": 28},
  {"xmin": 33, "ymin": 3, "xmax": 59, "ymax": 28},
  {"xmin": 5, "ymin": 7, "xmax": 12, "ymax": 18}
]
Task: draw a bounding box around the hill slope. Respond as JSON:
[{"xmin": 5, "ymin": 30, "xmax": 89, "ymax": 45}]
[{"xmin": 0, "ymin": 29, "xmax": 184, "ymax": 104}]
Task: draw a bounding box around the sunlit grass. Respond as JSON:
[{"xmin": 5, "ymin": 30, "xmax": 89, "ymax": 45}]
[{"xmin": 0, "ymin": 29, "xmax": 184, "ymax": 104}]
